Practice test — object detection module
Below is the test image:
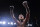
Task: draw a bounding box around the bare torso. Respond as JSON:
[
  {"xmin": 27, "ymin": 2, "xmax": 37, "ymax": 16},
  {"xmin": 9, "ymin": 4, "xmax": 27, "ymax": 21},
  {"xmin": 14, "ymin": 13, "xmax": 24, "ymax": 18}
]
[{"xmin": 17, "ymin": 22, "xmax": 25, "ymax": 27}]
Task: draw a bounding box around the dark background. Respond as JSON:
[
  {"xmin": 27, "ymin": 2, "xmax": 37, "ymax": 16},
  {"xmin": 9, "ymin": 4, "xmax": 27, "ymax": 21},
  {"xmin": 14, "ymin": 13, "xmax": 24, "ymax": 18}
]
[{"xmin": 0, "ymin": 0, "xmax": 40, "ymax": 27}]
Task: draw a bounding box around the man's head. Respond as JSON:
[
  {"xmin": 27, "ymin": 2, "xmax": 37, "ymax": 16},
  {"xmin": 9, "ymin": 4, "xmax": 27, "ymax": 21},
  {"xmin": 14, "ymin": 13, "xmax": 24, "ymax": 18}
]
[{"xmin": 18, "ymin": 14, "xmax": 24, "ymax": 20}]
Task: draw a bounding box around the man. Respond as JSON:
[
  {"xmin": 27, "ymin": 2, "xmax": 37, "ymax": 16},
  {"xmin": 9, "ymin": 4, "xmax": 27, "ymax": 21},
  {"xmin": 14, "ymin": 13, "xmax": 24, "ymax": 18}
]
[{"xmin": 10, "ymin": 1, "xmax": 30, "ymax": 27}]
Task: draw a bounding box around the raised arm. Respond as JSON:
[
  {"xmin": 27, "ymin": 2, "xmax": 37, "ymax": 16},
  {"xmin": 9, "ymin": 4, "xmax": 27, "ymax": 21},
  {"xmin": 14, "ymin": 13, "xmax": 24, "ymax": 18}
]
[
  {"xmin": 12, "ymin": 9, "xmax": 20, "ymax": 23},
  {"xmin": 22, "ymin": 1, "xmax": 30, "ymax": 24},
  {"xmin": 23, "ymin": 6, "xmax": 30, "ymax": 24},
  {"xmin": 10, "ymin": 6, "xmax": 20, "ymax": 23}
]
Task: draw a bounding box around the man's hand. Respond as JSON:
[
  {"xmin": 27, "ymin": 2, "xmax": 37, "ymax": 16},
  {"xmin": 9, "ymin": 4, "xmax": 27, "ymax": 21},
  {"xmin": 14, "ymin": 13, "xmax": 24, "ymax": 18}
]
[{"xmin": 22, "ymin": 1, "xmax": 28, "ymax": 8}]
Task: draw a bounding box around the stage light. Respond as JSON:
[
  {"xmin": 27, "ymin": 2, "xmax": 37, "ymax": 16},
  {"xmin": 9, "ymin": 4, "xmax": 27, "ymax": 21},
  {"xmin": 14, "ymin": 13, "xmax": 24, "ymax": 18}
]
[
  {"xmin": 28, "ymin": 24, "xmax": 32, "ymax": 26},
  {"xmin": 14, "ymin": 22, "xmax": 16, "ymax": 25},
  {"xmin": 0, "ymin": 21, "xmax": 2, "ymax": 24},
  {"xmin": 10, "ymin": 22, "xmax": 13, "ymax": 25},
  {"xmin": 2, "ymin": 21, "xmax": 6, "ymax": 24},
  {"xmin": 8, "ymin": 22, "xmax": 10, "ymax": 24}
]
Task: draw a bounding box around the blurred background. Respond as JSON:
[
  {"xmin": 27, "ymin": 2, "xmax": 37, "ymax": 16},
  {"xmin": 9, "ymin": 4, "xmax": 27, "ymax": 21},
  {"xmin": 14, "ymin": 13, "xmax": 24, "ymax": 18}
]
[{"xmin": 0, "ymin": 0, "xmax": 40, "ymax": 27}]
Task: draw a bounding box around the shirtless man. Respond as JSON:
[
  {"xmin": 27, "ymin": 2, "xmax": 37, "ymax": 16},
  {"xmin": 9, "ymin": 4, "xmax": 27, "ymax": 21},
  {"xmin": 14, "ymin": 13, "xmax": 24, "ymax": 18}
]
[{"xmin": 10, "ymin": 1, "xmax": 30, "ymax": 27}]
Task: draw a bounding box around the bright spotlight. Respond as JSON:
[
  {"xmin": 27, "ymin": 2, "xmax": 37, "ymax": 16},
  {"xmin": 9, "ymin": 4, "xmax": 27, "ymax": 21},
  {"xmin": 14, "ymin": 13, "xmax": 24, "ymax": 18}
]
[
  {"xmin": 0, "ymin": 21, "xmax": 2, "ymax": 24},
  {"xmin": 2, "ymin": 21, "xmax": 6, "ymax": 24},
  {"xmin": 28, "ymin": 24, "xmax": 32, "ymax": 26},
  {"xmin": 10, "ymin": 22, "xmax": 13, "ymax": 25},
  {"xmin": 14, "ymin": 23, "xmax": 16, "ymax": 25},
  {"xmin": 8, "ymin": 22, "xmax": 10, "ymax": 24}
]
